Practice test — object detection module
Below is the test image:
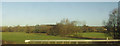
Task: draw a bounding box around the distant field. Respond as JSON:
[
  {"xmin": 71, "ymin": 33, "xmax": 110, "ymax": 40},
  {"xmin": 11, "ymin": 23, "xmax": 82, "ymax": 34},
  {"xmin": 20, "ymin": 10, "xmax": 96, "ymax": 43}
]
[
  {"xmin": 80, "ymin": 32, "xmax": 112, "ymax": 39},
  {"xmin": 67, "ymin": 32, "xmax": 112, "ymax": 39},
  {"xmin": 2, "ymin": 32, "xmax": 82, "ymax": 44}
]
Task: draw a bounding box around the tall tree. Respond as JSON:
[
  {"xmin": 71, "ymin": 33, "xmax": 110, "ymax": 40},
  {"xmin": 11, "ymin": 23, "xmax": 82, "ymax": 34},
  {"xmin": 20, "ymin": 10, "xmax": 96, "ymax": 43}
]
[{"xmin": 105, "ymin": 8, "xmax": 120, "ymax": 39}]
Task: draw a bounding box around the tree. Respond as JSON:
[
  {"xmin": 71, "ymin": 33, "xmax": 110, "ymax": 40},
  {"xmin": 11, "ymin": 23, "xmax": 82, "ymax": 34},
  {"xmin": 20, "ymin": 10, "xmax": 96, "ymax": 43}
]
[
  {"xmin": 105, "ymin": 8, "xmax": 120, "ymax": 39},
  {"xmin": 25, "ymin": 25, "xmax": 32, "ymax": 33},
  {"xmin": 48, "ymin": 19, "xmax": 81, "ymax": 36},
  {"xmin": 33, "ymin": 24, "xmax": 40, "ymax": 33}
]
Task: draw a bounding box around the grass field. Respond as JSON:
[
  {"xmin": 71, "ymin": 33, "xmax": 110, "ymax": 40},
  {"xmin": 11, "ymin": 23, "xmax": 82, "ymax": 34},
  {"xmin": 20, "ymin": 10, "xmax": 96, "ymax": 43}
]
[
  {"xmin": 77, "ymin": 32, "xmax": 112, "ymax": 39},
  {"xmin": 2, "ymin": 32, "xmax": 112, "ymax": 44},
  {"xmin": 2, "ymin": 32, "xmax": 81, "ymax": 44}
]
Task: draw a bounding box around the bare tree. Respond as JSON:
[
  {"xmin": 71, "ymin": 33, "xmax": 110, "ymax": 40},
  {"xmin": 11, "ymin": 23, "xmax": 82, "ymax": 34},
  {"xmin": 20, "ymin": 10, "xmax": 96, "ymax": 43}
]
[{"xmin": 105, "ymin": 8, "xmax": 120, "ymax": 39}]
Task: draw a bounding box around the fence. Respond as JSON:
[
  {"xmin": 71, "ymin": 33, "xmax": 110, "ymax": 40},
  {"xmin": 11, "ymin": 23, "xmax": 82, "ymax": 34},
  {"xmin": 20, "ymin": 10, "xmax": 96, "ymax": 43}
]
[{"xmin": 25, "ymin": 40, "xmax": 120, "ymax": 44}]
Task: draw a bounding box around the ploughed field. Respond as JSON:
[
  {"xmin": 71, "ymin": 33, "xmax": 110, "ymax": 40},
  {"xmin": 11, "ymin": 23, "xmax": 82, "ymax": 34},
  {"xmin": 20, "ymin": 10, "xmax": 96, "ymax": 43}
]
[{"xmin": 2, "ymin": 32, "xmax": 112, "ymax": 44}]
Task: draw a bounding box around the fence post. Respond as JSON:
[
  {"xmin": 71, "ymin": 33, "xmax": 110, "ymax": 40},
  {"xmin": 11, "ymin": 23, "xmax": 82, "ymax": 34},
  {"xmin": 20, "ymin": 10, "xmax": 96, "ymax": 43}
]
[
  {"xmin": 62, "ymin": 41, "xmax": 64, "ymax": 44},
  {"xmin": 76, "ymin": 41, "xmax": 78, "ymax": 44},
  {"xmin": 55, "ymin": 41, "xmax": 57, "ymax": 44},
  {"xmin": 107, "ymin": 37, "xmax": 108, "ymax": 44}
]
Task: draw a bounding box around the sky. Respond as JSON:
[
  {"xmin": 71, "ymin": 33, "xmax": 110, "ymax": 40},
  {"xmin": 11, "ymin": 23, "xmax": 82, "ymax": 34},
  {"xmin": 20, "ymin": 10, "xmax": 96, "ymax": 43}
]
[
  {"xmin": 2, "ymin": 0, "xmax": 120, "ymax": 2},
  {"xmin": 2, "ymin": 2, "xmax": 118, "ymax": 26}
]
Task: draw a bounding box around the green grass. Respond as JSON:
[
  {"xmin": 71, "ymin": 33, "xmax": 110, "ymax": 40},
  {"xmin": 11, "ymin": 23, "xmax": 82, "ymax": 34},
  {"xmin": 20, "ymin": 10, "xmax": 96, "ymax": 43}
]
[
  {"xmin": 76, "ymin": 32, "xmax": 112, "ymax": 39},
  {"xmin": 2, "ymin": 32, "xmax": 113, "ymax": 44},
  {"xmin": 2, "ymin": 32, "xmax": 82, "ymax": 44}
]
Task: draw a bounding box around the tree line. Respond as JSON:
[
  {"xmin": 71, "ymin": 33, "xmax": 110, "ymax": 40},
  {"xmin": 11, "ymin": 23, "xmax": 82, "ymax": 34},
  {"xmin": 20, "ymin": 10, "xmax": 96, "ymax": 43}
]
[{"xmin": 2, "ymin": 19, "xmax": 105, "ymax": 37}]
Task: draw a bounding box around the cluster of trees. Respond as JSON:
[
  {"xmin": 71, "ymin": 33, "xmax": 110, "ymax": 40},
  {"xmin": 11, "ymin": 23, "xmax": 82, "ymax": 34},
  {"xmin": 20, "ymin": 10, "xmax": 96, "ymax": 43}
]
[
  {"xmin": 47, "ymin": 19, "xmax": 82, "ymax": 36},
  {"xmin": 104, "ymin": 8, "xmax": 120, "ymax": 39}
]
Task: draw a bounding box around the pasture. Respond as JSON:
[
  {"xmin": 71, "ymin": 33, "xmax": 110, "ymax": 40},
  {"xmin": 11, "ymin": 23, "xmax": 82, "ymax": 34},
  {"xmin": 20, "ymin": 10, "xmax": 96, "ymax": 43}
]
[
  {"xmin": 2, "ymin": 32, "xmax": 81, "ymax": 44},
  {"xmin": 2, "ymin": 32, "xmax": 112, "ymax": 44}
]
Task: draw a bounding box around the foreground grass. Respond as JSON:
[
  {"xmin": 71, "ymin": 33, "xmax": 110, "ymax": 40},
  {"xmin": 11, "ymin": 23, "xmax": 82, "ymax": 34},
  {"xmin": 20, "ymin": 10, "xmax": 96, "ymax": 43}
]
[{"xmin": 2, "ymin": 32, "xmax": 82, "ymax": 44}]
